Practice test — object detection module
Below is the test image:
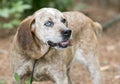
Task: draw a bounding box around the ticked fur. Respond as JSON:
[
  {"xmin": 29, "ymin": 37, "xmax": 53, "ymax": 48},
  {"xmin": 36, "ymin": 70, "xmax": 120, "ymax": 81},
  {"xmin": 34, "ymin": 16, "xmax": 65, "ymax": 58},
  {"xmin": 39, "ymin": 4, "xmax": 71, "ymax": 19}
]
[{"xmin": 10, "ymin": 8, "xmax": 103, "ymax": 84}]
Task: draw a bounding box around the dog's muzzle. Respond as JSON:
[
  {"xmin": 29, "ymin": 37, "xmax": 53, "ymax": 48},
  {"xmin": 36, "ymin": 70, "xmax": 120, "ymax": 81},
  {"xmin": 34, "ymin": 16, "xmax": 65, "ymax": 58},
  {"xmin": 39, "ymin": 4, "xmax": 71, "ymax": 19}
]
[{"xmin": 47, "ymin": 29, "xmax": 72, "ymax": 48}]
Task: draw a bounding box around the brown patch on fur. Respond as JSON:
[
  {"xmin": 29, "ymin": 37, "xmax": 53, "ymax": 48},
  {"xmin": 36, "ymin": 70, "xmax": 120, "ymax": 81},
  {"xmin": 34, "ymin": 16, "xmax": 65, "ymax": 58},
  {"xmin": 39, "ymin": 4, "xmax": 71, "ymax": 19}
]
[
  {"xmin": 17, "ymin": 16, "xmax": 35, "ymax": 50},
  {"xmin": 17, "ymin": 16, "xmax": 42, "ymax": 59}
]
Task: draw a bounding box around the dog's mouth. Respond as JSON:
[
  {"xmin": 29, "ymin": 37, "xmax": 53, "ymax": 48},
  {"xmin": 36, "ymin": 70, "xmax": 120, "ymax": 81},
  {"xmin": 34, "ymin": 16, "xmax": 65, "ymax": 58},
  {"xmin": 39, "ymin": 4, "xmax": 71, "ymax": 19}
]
[{"xmin": 47, "ymin": 40, "xmax": 70, "ymax": 48}]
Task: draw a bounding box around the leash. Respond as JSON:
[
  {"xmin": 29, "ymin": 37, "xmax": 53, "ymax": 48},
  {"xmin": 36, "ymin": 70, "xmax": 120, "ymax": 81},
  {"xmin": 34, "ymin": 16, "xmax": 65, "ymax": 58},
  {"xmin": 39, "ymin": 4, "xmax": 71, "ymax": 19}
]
[
  {"xmin": 30, "ymin": 47, "xmax": 51, "ymax": 84},
  {"xmin": 30, "ymin": 59, "xmax": 37, "ymax": 84}
]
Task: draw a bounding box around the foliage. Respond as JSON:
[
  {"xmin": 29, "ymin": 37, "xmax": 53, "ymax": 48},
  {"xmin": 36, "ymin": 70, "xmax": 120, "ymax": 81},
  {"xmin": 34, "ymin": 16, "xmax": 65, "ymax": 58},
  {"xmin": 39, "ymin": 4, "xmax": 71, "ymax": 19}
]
[
  {"xmin": 54, "ymin": 0, "xmax": 74, "ymax": 11},
  {"xmin": 0, "ymin": 0, "xmax": 74, "ymax": 29},
  {"xmin": 25, "ymin": 0, "xmax": 74, "ymax": 16},
  {"xmin": 0, "ymin": 0, "xmax": 31, "ymax": 29},
  {"xmin": 14, "ymin": 73, "xmax": 31, "ymax": 84},
  {"xmin": 0, "ymin": 80, "xmax": 5, "ymax": 84},
  {"xmin": 0, "ymin": 0, "xmax": 87, "ymax": 29},
  {"xmin": 14, "ymin": 73, "xmax": 20, "ymax": 82}
]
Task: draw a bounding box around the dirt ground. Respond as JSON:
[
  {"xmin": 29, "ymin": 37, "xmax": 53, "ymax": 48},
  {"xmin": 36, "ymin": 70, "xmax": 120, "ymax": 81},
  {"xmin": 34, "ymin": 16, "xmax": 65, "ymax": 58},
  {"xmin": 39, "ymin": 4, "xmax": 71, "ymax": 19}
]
[{"xmin": 0, "ymin": 6, "xmax": 120, "ymax": 84}]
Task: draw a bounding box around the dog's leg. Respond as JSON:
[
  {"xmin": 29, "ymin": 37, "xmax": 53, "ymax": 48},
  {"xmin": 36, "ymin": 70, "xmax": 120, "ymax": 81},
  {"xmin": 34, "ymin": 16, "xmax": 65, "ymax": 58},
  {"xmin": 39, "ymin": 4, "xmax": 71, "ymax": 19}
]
[
  {"xmin": 67, "ymin": 69, "xmax": 72, "ymax": 84},
  {"xmin": 67, "ymin": 68, "xmax": 73, "ymax": 84},
  {"xmin": 53, "ymin": 72, "xmax": 69, "ymax": 84},
  {"xmin": 50, "ymin": 66, "xmax": 69, "ymax": 84},
  {"xmin": 74, "ymin": 49, "xmax": 103, "ymax": 84},
  {"xmin": 86, "ymin": 55, "xmax": 103, "ymax": 84},
  {"xmin": 13, "ymin": 61, "xmax": 33, "ymax": 84}
]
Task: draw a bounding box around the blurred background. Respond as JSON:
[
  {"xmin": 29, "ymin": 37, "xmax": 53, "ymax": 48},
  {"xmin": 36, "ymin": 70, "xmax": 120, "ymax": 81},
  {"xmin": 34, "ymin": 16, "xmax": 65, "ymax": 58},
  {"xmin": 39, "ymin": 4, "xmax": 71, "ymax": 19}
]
[{"xmin": 0, "ymin": 0, "xmax": 120, "ymax": 84}]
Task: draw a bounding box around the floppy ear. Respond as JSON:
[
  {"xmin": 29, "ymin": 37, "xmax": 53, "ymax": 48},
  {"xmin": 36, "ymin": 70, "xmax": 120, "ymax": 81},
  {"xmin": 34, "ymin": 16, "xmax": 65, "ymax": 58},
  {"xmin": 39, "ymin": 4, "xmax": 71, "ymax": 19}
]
[
  {"xmin": 92, "ymin": 22, "xmax": 102, "ymax": 38},
  {"xmin": 17, "ymin": 16, "xmax": 35, "ymax": 50},
  {"xmin": 17, "ymin": 15, "xmax": 49, "ymax": 59}
]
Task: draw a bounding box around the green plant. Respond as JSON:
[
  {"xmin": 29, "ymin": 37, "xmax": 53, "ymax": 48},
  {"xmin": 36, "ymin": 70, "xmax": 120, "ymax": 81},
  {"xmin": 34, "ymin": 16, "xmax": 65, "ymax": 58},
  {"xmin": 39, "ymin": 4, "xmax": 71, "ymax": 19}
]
[
  {"xmin": 25, "ymin": 0, "xmax": 74, "ymax": 16},
  {"xmin": 14, "ymin": 73, "xmax": 31, "ymax": 84},
  {"xmin": 0, "ymin": 80, "xmax": 5, "ymax": 84},
  {"xmin": 0, "ymin": 0, "xmax": 74, "ymax": 29},
  {"xmin": 14, "ymin": 73, "xmax": 20, "ymax": 82},
  {"xmin": 0, "ymin": 0, "xmax": 31, "ymax": 29},
  {"xmin": 54, "ymin": 0, "xmax": 74, "ymax": 11}
]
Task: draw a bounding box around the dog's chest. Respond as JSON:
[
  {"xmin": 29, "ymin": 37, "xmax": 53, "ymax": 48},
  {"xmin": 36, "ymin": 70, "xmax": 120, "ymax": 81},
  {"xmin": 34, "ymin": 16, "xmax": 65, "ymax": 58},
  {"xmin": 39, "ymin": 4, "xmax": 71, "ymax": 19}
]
[
  {"xmin": 32, "ymin": 47, "xmax": 74, "ymax": 81},
  {"xmin": 33, "ymin": 61, "xmax": 65, "ymax": 81}
]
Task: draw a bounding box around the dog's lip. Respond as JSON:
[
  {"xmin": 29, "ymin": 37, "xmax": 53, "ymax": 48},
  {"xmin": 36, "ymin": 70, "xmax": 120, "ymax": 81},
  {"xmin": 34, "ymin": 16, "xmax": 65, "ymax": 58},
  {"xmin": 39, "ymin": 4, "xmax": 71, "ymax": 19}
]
[
  {"xmin": 47, "ymin": 40, "xmax": 70, "ymax": 48},
  {"xmin": 59, "ymin": 40, "xmax": 69, "ymax": 47}
]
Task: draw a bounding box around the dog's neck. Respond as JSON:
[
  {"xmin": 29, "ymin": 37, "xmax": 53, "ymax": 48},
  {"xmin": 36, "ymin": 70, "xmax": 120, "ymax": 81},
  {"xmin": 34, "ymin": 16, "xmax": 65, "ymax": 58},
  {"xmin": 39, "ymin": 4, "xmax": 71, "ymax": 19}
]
[{"xmin": 32, "ymin": 33, "xmax": 50, "ymax": 56}]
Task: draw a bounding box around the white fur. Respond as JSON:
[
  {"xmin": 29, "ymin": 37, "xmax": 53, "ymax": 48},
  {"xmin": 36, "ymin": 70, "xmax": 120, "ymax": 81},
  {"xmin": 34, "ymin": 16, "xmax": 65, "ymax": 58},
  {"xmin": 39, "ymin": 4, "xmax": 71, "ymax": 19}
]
[
  {"xmin": 33, "ymin": 8, "xmax": 69, "ymax": 44},
  {"xmin": 73, "ymin": 49, "xmax": 87, "ymax": 66}
]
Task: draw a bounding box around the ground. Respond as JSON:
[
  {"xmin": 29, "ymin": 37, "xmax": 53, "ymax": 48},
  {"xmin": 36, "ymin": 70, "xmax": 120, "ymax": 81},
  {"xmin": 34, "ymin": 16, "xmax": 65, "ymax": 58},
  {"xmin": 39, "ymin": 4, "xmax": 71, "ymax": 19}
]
[{"xmin": 0, "ymin": 6, "xmax": 120, "ymax": 84}]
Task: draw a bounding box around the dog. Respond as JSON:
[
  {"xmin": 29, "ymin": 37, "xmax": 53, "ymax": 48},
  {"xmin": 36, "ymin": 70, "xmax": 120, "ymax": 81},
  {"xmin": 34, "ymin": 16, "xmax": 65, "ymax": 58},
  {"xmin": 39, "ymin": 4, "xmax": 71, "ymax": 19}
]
[{"xmin": 10, "ymin": 8, "xmax": 103, "ymax": 84}]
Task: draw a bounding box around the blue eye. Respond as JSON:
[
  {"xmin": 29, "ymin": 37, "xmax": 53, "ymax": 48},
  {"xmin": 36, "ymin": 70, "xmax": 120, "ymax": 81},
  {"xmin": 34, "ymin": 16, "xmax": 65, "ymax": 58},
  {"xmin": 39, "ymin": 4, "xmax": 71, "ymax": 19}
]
[{"xmin": 44, "ymin": 21, "xmax": 54, "ymax": 27}]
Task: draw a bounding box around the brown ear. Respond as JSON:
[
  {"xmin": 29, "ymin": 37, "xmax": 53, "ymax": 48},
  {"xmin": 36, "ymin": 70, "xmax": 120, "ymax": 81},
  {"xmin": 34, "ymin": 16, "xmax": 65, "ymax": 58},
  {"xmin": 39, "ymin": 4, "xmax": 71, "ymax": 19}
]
[{"xmin": 17, "ymin": 16, "xmax": 35, "ymax": 50}]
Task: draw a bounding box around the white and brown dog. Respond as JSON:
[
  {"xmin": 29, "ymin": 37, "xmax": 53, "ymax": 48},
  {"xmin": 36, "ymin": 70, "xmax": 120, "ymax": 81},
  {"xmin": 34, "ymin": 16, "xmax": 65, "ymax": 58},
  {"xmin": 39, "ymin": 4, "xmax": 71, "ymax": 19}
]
[{"xmin": 10, "ymin": 8, "xmax": 103, "ymax": 84}]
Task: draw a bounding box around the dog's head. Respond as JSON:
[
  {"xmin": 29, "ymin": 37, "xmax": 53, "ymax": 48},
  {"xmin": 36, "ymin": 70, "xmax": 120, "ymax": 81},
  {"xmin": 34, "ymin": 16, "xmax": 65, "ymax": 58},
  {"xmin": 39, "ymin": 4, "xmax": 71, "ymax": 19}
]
[
  {"xmin": 33, "ymin": 8, "xmax": 72, "ymax": 48},
  {"xmin": 17, "ymin": 8, "xmax": 72, "ymax": 52}
]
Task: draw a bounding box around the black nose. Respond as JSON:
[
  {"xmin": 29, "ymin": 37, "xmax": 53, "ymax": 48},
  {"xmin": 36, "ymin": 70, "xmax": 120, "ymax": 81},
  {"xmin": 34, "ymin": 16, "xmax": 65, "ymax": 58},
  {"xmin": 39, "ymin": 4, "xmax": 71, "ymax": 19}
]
[{"xmin": 61, "ymin": 30, "xmax": 72, "ymax": 38}]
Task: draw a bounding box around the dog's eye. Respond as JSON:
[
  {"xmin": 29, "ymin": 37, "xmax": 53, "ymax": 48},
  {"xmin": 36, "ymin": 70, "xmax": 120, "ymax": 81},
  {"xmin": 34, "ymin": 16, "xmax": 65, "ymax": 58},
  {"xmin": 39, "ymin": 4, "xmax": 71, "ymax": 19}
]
[
  {"xmin": 44, "ymin": 21, "xmax": 54, "ymax": 27},
  {"xmin": 61, "ymin": 18, "xmax": 66, "ymax": 23}
]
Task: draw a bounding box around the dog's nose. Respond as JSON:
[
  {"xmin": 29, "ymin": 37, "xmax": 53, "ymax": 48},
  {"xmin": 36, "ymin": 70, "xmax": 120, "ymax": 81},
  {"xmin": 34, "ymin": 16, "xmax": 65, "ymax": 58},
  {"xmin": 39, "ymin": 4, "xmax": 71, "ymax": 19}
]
[{"xmin": 61, "ymin": 30, "xmax": 72, "ymax": 38}]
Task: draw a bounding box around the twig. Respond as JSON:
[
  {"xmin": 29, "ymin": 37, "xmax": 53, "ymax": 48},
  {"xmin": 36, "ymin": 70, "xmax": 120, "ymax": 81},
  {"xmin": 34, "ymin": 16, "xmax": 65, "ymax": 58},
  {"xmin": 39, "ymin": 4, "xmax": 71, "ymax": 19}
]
[
  {"xmin": 114, "ymin": 75, "xmax": 120, "ymax": 79},
  {"xmin": 102, "ymin": 15, "xmax": 120, "ymax": 30},
  {"xmin": 100, "ymin": 65, "xmax": 110, "ymax": 71}
]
